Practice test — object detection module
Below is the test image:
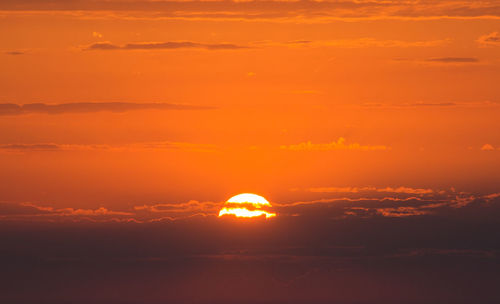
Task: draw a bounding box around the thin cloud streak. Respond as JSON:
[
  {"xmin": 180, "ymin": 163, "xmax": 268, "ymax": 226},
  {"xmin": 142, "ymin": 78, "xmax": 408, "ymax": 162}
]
[
  {"xmin": 426, "ymin": 57, "xmax": 479, "ymax": 63},
  {"xmin": 281, "ymin": 38, "xmax": 449, "ymax": 48},
  {"xmin": 0, "ymin": 102, "xmax": 215, "ymax": 116},
  {"xmin": 0, "ymin": 141, "xmax": 218, "ymax": 153},
  {"xmin": 4, "ymin": 51, "xmax": 24, "ymax": 55},
  {"xmin": 86, "ymin": 41, "xmax": 249, "ymax": 51}
]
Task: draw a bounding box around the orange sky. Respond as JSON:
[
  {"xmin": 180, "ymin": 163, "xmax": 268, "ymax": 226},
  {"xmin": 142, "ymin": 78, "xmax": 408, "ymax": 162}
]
[{"xmin": 1, "ymin": 0, "xmax": 500, "ymax": 212}]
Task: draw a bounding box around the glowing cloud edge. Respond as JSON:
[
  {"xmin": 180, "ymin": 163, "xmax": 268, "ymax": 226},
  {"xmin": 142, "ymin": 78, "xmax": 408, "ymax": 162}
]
[{"xmin": 218, "ymin": 207, "xmax": 276, "ymax": 218}]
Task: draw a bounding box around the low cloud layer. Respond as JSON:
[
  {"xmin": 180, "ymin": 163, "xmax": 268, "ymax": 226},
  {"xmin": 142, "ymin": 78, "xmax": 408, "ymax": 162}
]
[
  {"xmin": 1, "ymin": 188, "xmax": 499, "ymax": 304},
  {"xmin": 0, "ymin": 102, "xmax": 214, "ymax": 115},
  {"xmin": 1, "ymin": 187, "xmax": 498, "ymax": 223}
]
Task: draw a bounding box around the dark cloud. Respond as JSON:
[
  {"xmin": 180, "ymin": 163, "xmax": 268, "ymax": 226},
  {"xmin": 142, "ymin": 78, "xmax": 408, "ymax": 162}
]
[
  {"xmin": 87, "ymin": 41, "xmax": 248, "ymax": 51},
  {"xmin": 426, "ymin": 57, "xmax": 479, "ymax": 63},
  {"xmin": 0, "ymin": 102, "xmax": 214, "ymax": 115}
]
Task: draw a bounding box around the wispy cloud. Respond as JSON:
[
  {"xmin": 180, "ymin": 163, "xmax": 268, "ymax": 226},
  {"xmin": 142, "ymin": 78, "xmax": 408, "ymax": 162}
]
[
  {"xmin": 0, "ymin": 102, "xmax": 214, "ymax": 116},
  {"xmin": 280, "ymin": 137, "xmax": 389, "ymax": 151},
  {"xmin": 291, "ymin": 38, "xmax": 449, "ymax": 48},
  {"xmin": 477, "ymin": 32, "xmax": 500, "ymax": 46},
  {"xmin": 306, "ymin": 186, "xmax": 434, "ymax": 195}
]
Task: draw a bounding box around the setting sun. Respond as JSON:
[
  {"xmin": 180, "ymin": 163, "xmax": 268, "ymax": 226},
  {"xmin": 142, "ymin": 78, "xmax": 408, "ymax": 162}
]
[{"xmin": 218, "ymin": 193, "xmax": 276, "ymax": 218}]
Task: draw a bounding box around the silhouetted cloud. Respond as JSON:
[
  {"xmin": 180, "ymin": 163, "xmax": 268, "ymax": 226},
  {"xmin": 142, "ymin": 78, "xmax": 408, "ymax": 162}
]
[
  {"xmin": 87, "ymin": 41, "xmax": 248, "ymax": 51},
  {"xmin": 0, "ymin": 102, "xmax": 214, "ymax": 115}
]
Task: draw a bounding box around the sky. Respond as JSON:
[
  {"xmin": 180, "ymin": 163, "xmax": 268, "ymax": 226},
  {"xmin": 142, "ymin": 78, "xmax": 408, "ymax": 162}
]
[{"xmin": 1, "ymin": 1, "xmax": 500, "ymax": 303}]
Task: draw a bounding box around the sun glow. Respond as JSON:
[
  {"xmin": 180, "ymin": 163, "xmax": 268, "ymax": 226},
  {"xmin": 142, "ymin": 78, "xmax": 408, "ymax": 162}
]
[{"xmin": 218, "ymin": 193, "xmax": 276, "ymax": 218}]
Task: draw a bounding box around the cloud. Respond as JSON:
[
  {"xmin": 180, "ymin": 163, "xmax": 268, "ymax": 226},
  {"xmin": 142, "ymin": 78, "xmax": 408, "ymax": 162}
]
[
  {"xmin": 5, "ymin": 51, "xmax": 24, "ymax": 55},
  {"xmin": 0, "ymin": 141, "xmax": 217, "ymax": 153},
  {"xmin": 264, "ymin": 38, "xmax": 449, "ymax": 48},
  {"xmin": 425, "ymin": 57, "xmax": 479, "ymax": 63},
  {"xmin": 477, "ymin": 32, "xmax": 500, "ymax": 46},
  {"xmin": 134, "ymin": 200, "xmax": 222, "ymax": 215},
  {"xmin": 3, "ymin": 0, "xmax": 500, "ymax": 22},
  {"xmin": 1, "ymin": 188, "xmax": 499, "ymax": 224},
  {"xmin": 314, "ymin": 38, "xmax": 448, "ymax": 48},
  {"xmin": 276, "ymin": 190, "xmax": 500, "ymax": 219},
  {"xmin": 306, "ymin": 186, "xmax": 434, "ymax": 195},
  {"xmin": 359, "ymin": 101, "xmax": 499, "ymax": 109},
  {"xmin": 375, "ymin": 206, "xmax": 432, "ymax": 217},
  {"xmin": 0, "ymin": 143, "xmax": 61, "ymax": 151},
  {"xmin": 92, "ymin": 31, "xmax": 103, "ymax": 38},
  {"xmin": 481, "ymin": 144, "xmax": 496, "ymax": 151},
  {"xmin": 280, "ymin": 137, "xmax": 389, "ymax": 151},
  {"xmin": 20, "ymin": 202, "xmax": 133, "ymax": 216},
  {"xmin": 86, "ymin": 41, "xmax": 248, "ymax": 51},
  {"xmin": 0, "ymin": 102, "xmax": 214, "ymax": 116},
  {"xmin": 0, "ymin": 201, "xmax": 136, "ymax": 223}
]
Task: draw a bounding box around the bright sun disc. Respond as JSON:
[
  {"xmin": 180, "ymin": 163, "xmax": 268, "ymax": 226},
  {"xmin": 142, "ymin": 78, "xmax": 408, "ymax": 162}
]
[{"xmin": 218, "ymin": 193, "xmax": 276, "ymax": 218}]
